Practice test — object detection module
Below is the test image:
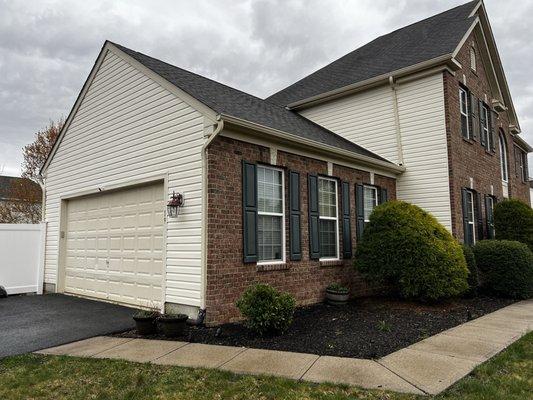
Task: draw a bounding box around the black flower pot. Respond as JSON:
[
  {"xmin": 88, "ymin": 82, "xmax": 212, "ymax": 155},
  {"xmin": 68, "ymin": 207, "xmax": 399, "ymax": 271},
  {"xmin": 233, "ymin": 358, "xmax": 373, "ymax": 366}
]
[
  {"xmin": 326, "ymin": 289, "xmax": 350, "ymax": 306},
  {"xmin": 133, "ymin": 314, "xmax": 158, "ymax": 335},
  {"xmin": 159, "ymin": 314, "xmax": 188, "ymax": 337}
]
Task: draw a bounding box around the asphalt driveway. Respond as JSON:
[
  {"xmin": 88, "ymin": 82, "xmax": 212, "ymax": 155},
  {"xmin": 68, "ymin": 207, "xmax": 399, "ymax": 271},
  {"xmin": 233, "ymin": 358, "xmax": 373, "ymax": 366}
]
[{"xmin": 0, "ymin": 294, "xmax": 136, "ymax": 358}]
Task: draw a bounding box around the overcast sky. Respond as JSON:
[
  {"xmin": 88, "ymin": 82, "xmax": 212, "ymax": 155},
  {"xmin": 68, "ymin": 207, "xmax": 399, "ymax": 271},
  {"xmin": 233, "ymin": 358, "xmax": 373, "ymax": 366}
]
[{"xmin": 1, "ymin": 0, "xmax": 532, "ymax": 177}]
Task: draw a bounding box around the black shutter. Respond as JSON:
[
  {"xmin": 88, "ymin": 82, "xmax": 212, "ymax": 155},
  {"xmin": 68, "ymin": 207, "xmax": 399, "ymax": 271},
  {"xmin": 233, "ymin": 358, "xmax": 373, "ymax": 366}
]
[
  {"xmin": 479, "ymin": 100, "xmax": 486, "ymax": 147},
  {"xmin": 475, "ymin": 192, "xmax": 484, "ymax": 241},
  {"xmin": 341, "ymin": 182, "xmax": 352, "ymax": 259},
  {"xmin": 489, "ymin": 110, "xmax": 496, "ymax": 152},
  {"xmin": 308, "ymin": 174, "xmax": 320, "ymax": 260},
  {"xmin": 242, "ymin": 161, "xmax": 258, "ymax": 263},
  {"xmin": 470, "ymin": 92, "xmax": 478, "ymax": 141},
  {"xmin": 289, "ymin": 171, "xmax": 301, "ymax": 261},
  {"xmin": 461, "ymin": 188, "xmax": 473, "ymax": 245},
  {"xmin": 485, "ymin": 195, "xmax": 495, "ymax": 239},
  {"xmin": 379, "ymin": 187, "xmax": 388, "ymax": 204},
  {"xmin": 356, "ymin": 184, "xmax": 365, "ymax": 240}
]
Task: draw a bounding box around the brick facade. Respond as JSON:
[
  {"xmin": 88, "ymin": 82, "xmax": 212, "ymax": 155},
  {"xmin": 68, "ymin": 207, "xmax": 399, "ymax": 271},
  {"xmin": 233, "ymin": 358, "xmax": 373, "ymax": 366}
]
[
  {"xmin": 443, "ymin": 31, "xmax": 530, "ymax": 241},
  {"xmin": 205, "ymin": 135, "xmax": 396, "ymax": 325}
]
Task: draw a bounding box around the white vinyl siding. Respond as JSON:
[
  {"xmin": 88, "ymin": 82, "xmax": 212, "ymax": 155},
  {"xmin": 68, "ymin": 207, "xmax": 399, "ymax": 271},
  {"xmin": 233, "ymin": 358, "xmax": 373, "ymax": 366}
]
[
  {"xmin": 301, "ymin": 73, "xmax": 452, "ymax": 230},
  {"xmin": 43, "ymin": 49, "xmax": 207, "ymax": 308}
]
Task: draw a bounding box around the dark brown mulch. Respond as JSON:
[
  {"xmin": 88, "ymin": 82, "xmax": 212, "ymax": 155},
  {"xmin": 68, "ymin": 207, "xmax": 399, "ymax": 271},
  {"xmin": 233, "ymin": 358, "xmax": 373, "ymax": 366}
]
[{"xmin": 114, "ymin": 295, "xmax": 515, "ymax": 359}]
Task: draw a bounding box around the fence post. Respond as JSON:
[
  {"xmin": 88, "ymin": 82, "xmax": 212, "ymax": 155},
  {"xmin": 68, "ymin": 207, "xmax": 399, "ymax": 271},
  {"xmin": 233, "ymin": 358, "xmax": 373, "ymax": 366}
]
[{"xmin": 36, "ymin": 222, "xmax": 47, "ymax": 295}]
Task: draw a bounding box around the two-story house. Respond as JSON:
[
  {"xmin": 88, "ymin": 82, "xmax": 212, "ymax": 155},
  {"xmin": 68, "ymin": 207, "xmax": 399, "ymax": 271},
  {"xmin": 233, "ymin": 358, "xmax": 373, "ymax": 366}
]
[{"xmin": 39, "ymin": 0, "xmax": 531, "ymax": 324}]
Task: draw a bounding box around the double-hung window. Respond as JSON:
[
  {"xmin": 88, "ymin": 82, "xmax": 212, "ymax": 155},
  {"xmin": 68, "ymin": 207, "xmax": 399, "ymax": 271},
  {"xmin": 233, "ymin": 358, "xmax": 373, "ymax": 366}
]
[
  {"xmin": 459, "ymin": 87, "xmax": 470, "ymax": 139},
  {"xmin": 464, "ymin": 189, "xmax": 476, "ymax": 245},
  {"xmin": 363, "ymin": 186, "xmax": 378, "ymax": 224},
  {"xmin": 480, "ymin": 103, "xmax": 490, "ymax": 149},
  {"xmin": 499, "ymin": 133, "xmax": 509, "ymax": 182},
  {"xmin": 486, "ymin": 195, "xmax": 495, "ymax": 239},
  {"xmin": 318, "ymin": 177, "xmax": 339, "ymax": 260},
  {"xmin": 257, "ymin": 166, "xmax": 284, "ymax": 263}
]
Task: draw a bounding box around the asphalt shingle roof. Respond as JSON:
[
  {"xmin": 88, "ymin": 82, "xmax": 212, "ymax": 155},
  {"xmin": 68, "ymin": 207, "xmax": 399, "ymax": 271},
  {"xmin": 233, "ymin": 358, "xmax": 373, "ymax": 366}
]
[
  {"xmin": 113, "ymin": 43, "xmax": 391, "ymax": 163},
  {"xmin": 0, "ymin": 176, "xmax": 41, "ymax": 202},
  {"xmin": 267, "ymin": 1, "xmax": 478, "ymax": 106}
]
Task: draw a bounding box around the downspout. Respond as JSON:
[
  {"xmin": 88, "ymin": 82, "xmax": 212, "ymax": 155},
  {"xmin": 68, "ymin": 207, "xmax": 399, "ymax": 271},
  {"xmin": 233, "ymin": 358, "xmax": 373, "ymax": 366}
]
[
  {"xmin": 192, "ymin": 115, "xmax": 224, "ymax": 326},
  {"xmin": 389, "ymin": 76, "xmax": 405, "ymax": 166},
  {"xmin": 37, "ymin": 174, "xmax": 46, "ymax": 221}
]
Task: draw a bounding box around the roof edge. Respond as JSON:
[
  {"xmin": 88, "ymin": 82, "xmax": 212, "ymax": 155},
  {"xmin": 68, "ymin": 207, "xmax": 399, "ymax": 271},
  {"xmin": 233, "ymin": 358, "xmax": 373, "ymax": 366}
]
[
  {"xmin": 218, "ymin": 113, "xmax": 405, "ymax": 174},
  {"xmin": 286, "ymin": 53, "xmax": 456, "ymax": 110}
]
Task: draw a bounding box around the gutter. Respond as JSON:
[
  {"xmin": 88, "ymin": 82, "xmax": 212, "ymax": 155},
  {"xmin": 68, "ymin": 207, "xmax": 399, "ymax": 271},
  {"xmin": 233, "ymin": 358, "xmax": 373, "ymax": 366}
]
[
  {"xmin": 286, "ymin": 53, "xmax": 458, "ymax": 110},
  {"xmin": 199, "ymin": 116, "xmax": 224, "ymax": 312},
  {"xmin": 219, "ymin": 113, "xmax": 405, "ymax": 174}
]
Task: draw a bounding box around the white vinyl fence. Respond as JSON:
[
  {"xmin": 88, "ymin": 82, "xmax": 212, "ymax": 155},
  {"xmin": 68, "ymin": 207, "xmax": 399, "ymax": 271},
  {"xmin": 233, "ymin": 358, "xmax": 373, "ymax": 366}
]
[{"xmin": 0, "ymin": 223, "xmax": 46, "ymax": 295}]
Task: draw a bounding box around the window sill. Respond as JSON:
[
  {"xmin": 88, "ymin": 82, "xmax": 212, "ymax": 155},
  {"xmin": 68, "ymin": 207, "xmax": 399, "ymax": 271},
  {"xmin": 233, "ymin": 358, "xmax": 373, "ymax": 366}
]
[
  {"xmin": 319, "ymin": 259, "xmax": 344, "ymax": 268},
  {"xmin": 462, "ymin": 137, "xmax": 475, "ymax": 145},
  {"xmin": 256, "ymin": 263, "xmax": 289, "ymax": 272}
]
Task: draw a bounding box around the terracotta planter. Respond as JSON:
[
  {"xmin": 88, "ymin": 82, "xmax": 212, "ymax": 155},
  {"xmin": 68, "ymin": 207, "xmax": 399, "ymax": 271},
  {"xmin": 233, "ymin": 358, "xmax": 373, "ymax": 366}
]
[
  {"xmin": 159, "ymin": 314, "xmax": 188, "ymax": 337},
  {"xmin": 133, "ymin": 314, "xmax": 158, "ymax": 335},
  {"xmin": 326, "ymin": 289, "xmax": 349, "ymax": 306}
]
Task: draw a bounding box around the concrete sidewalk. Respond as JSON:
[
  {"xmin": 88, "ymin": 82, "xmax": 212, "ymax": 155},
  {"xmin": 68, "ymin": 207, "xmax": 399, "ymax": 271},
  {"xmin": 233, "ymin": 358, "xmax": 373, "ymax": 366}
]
[{"xmin": 37, "ymin": 299, "xmax": 532, "ymax": 395}]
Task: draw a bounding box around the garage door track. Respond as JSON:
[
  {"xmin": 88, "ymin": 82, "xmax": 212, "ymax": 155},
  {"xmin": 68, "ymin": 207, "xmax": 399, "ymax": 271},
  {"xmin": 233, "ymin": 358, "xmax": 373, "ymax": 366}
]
[{"xmin": 0, "ymin": 294, "xmax": 135, "ymax": 358}]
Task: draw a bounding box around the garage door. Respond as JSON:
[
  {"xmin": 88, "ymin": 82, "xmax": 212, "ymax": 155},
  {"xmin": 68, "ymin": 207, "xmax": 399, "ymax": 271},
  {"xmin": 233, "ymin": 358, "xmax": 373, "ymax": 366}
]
[{"xmin": 64, "ymin": 182, "xmax": 164, "ymax": 308}]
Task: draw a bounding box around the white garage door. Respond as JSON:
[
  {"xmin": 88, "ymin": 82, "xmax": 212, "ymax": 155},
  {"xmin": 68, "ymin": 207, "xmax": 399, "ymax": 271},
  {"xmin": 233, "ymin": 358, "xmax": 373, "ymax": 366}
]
[{"xmin": 64, "ymin": 182, "xmax": 164, "ymax": 308}]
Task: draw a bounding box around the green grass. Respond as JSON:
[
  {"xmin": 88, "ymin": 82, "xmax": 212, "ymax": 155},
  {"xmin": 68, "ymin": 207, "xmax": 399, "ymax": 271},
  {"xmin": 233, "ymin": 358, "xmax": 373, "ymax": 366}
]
[{"xmin": 0, "ymin": 332, "xmax": 531, "ymax": 400}]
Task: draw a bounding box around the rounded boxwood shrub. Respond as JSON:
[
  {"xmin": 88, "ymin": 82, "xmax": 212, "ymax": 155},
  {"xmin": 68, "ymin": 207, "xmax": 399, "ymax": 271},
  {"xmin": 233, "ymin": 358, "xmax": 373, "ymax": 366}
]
[
  {"xmin": 355, "ymin": 201, "xmax": 469, "ymax": 301},
  {"xmin": 473, "ymin": 240, "xmax": 533, "ymax": 299},
  {"xmin": 494, "ymin": 199, "xmax": 533, "ymax": 251},
  {"xmin": 462, "ymin": 244, "xmax": 479, "ymax": 296},
  {"xmin": 236, "ymin": 283, "xmax": 296, "ymax": 335}
]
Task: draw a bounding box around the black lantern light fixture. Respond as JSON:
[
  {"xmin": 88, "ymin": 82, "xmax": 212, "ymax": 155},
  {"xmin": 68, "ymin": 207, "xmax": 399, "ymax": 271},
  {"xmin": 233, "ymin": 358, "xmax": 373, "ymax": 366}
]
[{"xmin": 167, "ymin": 191, "xmax": 184, "ymax": 218}]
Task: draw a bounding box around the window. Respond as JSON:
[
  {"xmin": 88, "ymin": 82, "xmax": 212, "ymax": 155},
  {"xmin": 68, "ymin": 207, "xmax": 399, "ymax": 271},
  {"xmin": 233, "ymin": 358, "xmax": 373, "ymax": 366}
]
[
  {"xmin": 515, "ymin": 147, "xmax": 528, "ymax": 182},
  {"xmin": 464, "ymin": 190, "xmax": 476, "ymax": 245},
  {"xmin": 486, "ymin": 195, "xmax": 495, "ymax": 239},
  {"xmin": 470, "ymin": 47, "xmax": 476, "ymax": 72},
  {"xmin": 318, "ymin": 178, "xmax": 338, "ymax": 259},
  {"xmin": 499, "ymin": 133, "xmax": 508, "ymax": 182},
  {"xmin": 459, "ymin": 87, "xmax": 470, "ymax": 139},
  {"xmin": 257, "ymin": 166, "xmax": 284, "ymax": 263},
  {"xmin": 363, "ymin": 186, "xmax": 378, "ymax": 223},
  {"xmin": 480, "ymin": 103, "xmax": 490, "ymax": 149}
]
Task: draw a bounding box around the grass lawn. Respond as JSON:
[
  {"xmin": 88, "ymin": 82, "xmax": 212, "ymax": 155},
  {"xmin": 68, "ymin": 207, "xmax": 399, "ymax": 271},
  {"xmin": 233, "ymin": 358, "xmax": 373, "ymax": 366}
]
[{"xmin": 0, "ymin": 332, "xmax": 531, "ymax": 400}]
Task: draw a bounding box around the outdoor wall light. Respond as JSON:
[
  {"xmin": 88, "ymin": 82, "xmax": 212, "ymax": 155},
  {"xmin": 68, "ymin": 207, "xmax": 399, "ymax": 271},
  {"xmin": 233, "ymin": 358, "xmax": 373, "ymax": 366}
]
[{"xmin": 167, "ymin": 191, "xmax": 184, "ymax": 218}]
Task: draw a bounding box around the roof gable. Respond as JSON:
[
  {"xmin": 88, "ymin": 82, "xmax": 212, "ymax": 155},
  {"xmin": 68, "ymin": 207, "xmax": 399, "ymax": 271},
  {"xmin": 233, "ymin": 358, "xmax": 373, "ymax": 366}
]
[{"xmin": 267, "ymin": 1, "xmax": 478, "ymax": 106}]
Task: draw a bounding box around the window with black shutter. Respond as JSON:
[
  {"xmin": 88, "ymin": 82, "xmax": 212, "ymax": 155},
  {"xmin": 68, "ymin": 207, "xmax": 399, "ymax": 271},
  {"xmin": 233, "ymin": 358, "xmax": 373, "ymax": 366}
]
[
  {"xmin": 341, "ymin": 181, "xmax": 352, "ymax": 259},
  {"xmin": 242, "ymin": 161, "xmax": 258, "ymax": 262},
  {"xmin": 459, "ymin": 87, "xmax": 470, "ymax": 139},
  {"xmin": 485, "ymin": 195, "xmax": 496, "ymax": 239},
  {"xmin": 289, "ymin": 171, "xmax": 301, "ymax": 261},
  {"xmin": 462, "ymin": 188, "xmax": 476, "ymax": 245}
]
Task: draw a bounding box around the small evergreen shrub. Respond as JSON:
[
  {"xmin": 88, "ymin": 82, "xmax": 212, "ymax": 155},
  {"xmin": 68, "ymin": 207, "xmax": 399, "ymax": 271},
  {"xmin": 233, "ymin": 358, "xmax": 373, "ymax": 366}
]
[
  {"xmin": 355, "ymin": 201, "xmax": 469, "ymax": 301},
  {"xmin": 236, "ymin": 283, "xmax": 296, "ymax": 335},
  {"xmin": 473, "ymin": 240, "xmax": 533, "ymax": 299},
  {"xmin": 462, "ymin": 244, "xmax": 479, "ymax": 296},
  {"xmin": 494, "ymin": 199, "xmax": 533, "ymax": 251}
]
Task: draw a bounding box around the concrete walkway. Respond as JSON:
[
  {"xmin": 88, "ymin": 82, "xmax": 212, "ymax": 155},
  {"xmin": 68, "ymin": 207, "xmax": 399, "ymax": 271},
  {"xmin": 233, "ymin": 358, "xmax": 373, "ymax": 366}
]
[{"xmin": 37, "ymin": 299, "xmax": 532, "ymax": 396}]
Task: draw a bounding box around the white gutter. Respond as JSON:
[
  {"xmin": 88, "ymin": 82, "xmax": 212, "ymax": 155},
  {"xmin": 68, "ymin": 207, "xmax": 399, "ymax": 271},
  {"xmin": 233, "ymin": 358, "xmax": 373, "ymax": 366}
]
[
  {"xmin": 219, "ymin": 113, "xmax": 405, "ymax": 174},
  {"xmin": 389, "ymin": 76, "xmax": 405, "ymax": 166},
  {"xmin": 199, "ymin": 116, "xmax": 224, "ymax": 310},
  {"xmin": 287, "ymin": 54, "xmax": 457, "ymax": 110}
]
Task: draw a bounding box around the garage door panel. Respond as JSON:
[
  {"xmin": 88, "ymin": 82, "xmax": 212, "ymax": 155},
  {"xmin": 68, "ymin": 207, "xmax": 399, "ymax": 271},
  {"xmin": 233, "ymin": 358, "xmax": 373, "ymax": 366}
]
[{"xmin": 64, "ymin": 181, "xmax": 164, "ymax": 308}]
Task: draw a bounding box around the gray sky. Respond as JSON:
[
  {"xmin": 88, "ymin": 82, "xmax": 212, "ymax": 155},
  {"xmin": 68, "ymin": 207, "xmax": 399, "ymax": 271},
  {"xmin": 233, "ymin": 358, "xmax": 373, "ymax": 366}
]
[{"xmin": 1, "ymin": 0, "xmax": 532, "ymax": 177}]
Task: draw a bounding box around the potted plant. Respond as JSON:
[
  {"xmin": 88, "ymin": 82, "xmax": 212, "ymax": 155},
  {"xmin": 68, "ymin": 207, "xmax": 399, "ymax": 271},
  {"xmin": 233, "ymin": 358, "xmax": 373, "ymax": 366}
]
[
  {"xmin": 325, "ymin": 283, "xmax": 350, "ymax": 306},
  {"xmin": 133, "ymin": 310, "xmax": 160, "ymax": 335},
  {"xmin": 159, "ymin": 313, "xmax": 189, "ymax": 337}
]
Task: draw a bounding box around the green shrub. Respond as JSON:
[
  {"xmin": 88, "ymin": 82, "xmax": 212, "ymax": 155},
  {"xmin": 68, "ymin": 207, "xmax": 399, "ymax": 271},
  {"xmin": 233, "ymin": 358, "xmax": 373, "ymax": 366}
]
[
  {"xmin": 494, "ymin": 199, "xmax": 533, "ymax": 251},
  {"xmin": 355, "ymin": 200, "xmax": 469, "ymax": 301},
  {"xmin": 473, "ymin": 240, "xmax": 533, "ymax": 299},
  {"xmin": 236, "ymin": 284, "xmax": 296, "ymax": 335},
  {"xmin": 462, "ymin": 244, "xmax": 479, "ymax": 296}
]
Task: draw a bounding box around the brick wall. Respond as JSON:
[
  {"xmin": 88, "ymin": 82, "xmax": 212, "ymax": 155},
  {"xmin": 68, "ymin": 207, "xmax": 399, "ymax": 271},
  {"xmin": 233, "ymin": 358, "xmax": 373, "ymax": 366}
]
[
  {"xmin": 205, "ymin": 135, "xmax": 396, "ymax": 325},
  {"xmin": 443, "ymin": 31, "xmax": 530, "ymax": 241}
]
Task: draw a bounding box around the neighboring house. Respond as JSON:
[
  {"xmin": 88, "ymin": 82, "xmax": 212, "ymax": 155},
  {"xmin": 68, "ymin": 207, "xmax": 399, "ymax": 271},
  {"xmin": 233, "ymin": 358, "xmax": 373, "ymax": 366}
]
[
  {"xmin": 0, "ymin": 176, "xmax": 42, "ymax": 224},
  {"xmin": 39, "ymin": 0, "xmax": 531, "ymax": 324}
]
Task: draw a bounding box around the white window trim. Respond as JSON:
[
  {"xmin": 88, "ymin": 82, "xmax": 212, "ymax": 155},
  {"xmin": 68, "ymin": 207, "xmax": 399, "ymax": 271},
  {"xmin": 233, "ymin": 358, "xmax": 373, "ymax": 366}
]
[
  {"xmin": 499, "ymin": 134, "xmax": 508, "ymax": 183},
  {"xmin": 256, "ymin": 165, "xmax": 286, "ymax": 265},
  {"xmin": 363, "ymin": 185, "xmax": 379, "ymax": 223},
  {"xmin": 470, "ymin": 47, "xmax": 476, "ymax": 72},
  {"xmin": 318, "ymin": 177, "xmax": 339, "ymax": 261},
  {"xmin": 467, "ymin": 190, "xmax": 476, "ymax": 244},
  {"xmin": 459, "ymin": 87, "xmax": 470, "ymax": 139}
]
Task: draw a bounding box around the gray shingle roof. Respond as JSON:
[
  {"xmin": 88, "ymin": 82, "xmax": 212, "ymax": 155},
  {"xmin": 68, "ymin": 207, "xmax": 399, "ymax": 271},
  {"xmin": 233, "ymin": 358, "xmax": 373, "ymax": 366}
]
[
  {"xmin": 113, "ymin": 43, "xmax": 391, "ymax": 164},
  {"xmin": 0, "ymin": 176, "xmax": 41, "ymax": 202},
  {"xmin": 267, "ymin": 1, "xmax": 478, "ymax": 106}
]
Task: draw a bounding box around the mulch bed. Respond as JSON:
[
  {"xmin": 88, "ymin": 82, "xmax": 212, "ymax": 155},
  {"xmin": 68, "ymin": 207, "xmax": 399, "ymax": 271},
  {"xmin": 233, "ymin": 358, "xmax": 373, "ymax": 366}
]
[{"xmin": 114, "ymin": 295, "xmax": 515, "ymax": 359}]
